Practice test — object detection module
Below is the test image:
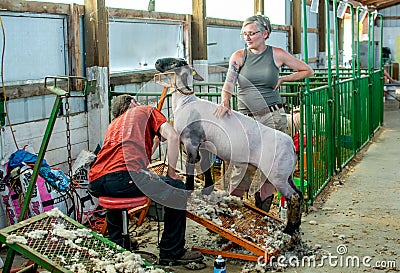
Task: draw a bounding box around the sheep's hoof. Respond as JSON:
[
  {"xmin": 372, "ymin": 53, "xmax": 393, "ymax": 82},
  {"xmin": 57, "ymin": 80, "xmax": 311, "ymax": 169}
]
[
  {"xmin": 283, "ymin": 193, "xmax": 302, "ymax": 235},
  {"xmin": 254, "ymin": 193, "xmax": 274, "ymax": 212},
  {"xmin": 283, "ymin": 221, "xmax": 300, "ymax": 236}
]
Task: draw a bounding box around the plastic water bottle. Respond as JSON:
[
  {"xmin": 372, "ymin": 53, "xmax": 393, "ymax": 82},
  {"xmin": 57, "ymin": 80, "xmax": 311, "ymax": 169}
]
[
  {"xmin": 214, "ymin": 255, "xmax": 226, "ymax": 273},
  {"xmin": 279, "ymin": 196, "xmax": 287, "ymax": 222}
]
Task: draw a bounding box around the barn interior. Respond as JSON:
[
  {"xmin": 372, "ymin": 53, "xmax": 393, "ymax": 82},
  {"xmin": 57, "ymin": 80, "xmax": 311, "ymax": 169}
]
[{"xmin": 0, "ymin": 0, "xmax": 399, "ymax": 272}]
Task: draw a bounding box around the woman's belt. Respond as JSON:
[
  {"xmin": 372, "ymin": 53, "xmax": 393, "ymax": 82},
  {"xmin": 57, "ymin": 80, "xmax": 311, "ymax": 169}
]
[{"xmin": 246, "ymin": 104, "xmax": 284, "ymax": 117}]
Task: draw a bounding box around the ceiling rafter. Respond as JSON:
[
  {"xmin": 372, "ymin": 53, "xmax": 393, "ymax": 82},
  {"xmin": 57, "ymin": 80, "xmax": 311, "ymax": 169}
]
[{"xmin": 357, "ymin": 0, "xmax": 399, "ymax": 10}]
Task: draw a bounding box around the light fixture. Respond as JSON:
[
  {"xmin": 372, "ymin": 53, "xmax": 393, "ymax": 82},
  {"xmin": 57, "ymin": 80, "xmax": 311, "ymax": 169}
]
[
  {"xmin": 310, "ymin": 0, "xmax": 319, "ymax": 13},
  {"xmin": 337, "ymin": 0, "xmax": 348, "ymax": 19}
]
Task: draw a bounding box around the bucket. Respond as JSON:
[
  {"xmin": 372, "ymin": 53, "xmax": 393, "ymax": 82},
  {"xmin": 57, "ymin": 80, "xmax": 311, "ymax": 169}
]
[
  {"xmin": 277, "ymin": 177, "xmax": 307, "ymax": 200},
  {"xmin": 147, "ymin": 201, "xmax": 165, "ymax": 221}
]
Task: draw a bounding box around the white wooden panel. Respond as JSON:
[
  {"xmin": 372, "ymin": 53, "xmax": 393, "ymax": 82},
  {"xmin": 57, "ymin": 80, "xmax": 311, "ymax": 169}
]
[
  {"xmin": 0, "ymin": 11, "xmax": 67, "ymax": 82},
  {"xmin": 1, "ymin": 113, "xmax": 88, "ymax": 164},
  {"xmin": 7, "ymin": 94, "xmax": 86, "ymax": 125},
  {"xmin": 109, "ymin": 19, "xmax": 184, "ymax": 73},
  {"xmin": 268, "ymin": 30, "xmax": 289, "ymax": 51},
  {"xmin": 207, "ymin": 26, "xmax": 243, "ymax": 64},
  {"xmin": 87, "ymin": 67, "xmax": 110, "ymax": 152},
  {"xmin": 381, "ymin": 4, "xmax": 400, "ymax": 27},
  {"xmin": 302, "ymin": 33, "xmax": 318, "ymax": 59},
  {"xmin": 381, "ymin": 26, "xmax": 400, "ymax": 62},
  {"xmin": 23, "ymin": 126, "xmax": 88, "ymax": 153},
  {"xmin": 307, "ymin": 5, "xmax": 318, "ymax": 28},
  {"xmin": 46, "ymin": 141, "xmax": 88, "ymax": 169},
  {"xmin": 27, "ymin": 96, "xmax": 47, "ymax": 121}
]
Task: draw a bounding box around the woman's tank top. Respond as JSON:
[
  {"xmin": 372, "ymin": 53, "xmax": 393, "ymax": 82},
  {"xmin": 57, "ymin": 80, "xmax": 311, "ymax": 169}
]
[{"xmin": 237, "ymin": 46, "xmax": 281, "ymax": 114}]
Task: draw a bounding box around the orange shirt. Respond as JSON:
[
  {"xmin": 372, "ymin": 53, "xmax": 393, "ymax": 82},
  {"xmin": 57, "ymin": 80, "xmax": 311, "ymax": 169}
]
[{"xmin": 89, "ymin": 106, "xmax": 167, "ymax": 182}]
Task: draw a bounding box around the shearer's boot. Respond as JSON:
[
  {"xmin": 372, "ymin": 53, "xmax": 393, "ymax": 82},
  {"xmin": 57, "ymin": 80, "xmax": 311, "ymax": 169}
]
[{"xmin": 254, "ymin": 192, "xmax": 274, "ymax": 212}]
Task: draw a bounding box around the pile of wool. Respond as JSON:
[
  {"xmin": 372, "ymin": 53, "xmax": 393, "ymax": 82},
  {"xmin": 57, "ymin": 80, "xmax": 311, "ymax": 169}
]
[{"xmin": 188, "ymin": 189, "xmax": 244, "ymax": 225}]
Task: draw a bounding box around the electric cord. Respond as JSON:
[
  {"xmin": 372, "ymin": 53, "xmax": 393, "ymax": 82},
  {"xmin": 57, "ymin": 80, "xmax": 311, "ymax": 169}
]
[{"xmin": 0, "ymin": 15, "xmax": 19, "ymax": 150}]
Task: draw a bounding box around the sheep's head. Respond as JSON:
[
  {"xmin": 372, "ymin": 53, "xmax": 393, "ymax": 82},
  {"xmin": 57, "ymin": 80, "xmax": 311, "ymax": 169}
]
[
  {"xmin": 155, "ymin": 58, "xmax": 188, "ymax": 72},
  {"xmin": 155, "ymin": 58, "xmax": 204, "ymax": 94}
]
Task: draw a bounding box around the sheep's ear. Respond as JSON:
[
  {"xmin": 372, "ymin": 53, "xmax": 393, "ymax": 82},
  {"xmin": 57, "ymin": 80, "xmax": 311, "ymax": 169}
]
[{"xmin": 192, "ymin": 69, "xmax": 204, "ymax": 81}]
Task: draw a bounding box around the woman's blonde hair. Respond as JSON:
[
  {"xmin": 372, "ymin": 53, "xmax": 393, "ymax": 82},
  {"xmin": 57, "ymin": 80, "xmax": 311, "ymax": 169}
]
[{"xmin": 242, "ymin": 15, "xmax": 272, "ymax": 39}]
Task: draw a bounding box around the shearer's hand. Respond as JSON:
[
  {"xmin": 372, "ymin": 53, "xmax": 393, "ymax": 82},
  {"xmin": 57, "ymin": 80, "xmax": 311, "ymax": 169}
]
[{"xmin": 214, "ymin": 103, "xmax": 232, "ymax": 119}]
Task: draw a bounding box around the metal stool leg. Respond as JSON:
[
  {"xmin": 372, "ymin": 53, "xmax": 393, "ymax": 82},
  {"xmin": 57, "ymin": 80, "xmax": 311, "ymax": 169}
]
[{"xmin": 121, "ymin": 210, "xmax": 130, "ymax": 250}]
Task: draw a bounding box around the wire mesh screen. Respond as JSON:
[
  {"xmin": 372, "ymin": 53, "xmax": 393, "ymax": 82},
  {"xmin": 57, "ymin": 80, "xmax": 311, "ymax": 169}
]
[{"xmin": 0, "ymin": 213, "xmax": 148, "ymax": 272}]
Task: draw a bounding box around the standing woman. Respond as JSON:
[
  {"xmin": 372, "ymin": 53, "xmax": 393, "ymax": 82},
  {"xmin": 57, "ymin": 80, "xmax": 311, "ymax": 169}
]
[{"xmin": 214, "ymin": 15, "xmax": 314, "ymax": 212}]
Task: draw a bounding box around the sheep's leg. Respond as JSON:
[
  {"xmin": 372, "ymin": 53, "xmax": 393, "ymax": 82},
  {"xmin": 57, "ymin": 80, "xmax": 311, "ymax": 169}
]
[
  {"xmin": 282, "ymin": 177, "xmax": 303, "ymax": 235},
  {"xmin": 199, "ymin": 148, "xmax": 214, "ymax": 194},
  {"xmin": 185, "ymin": 150, "xmax": 197, "ymax": 191}
]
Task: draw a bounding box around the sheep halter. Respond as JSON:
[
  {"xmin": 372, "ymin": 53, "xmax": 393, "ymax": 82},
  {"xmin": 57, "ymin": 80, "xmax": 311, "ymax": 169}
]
[{"xmin": 154, "ymin": 72, "xmax": 194, "ymax": 110}]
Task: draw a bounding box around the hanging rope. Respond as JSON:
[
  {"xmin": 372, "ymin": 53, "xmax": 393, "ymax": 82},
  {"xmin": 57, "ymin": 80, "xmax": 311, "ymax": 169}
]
[{"xmin": 0, "ymin": 15, "xmax": 19, "ymax": 150}]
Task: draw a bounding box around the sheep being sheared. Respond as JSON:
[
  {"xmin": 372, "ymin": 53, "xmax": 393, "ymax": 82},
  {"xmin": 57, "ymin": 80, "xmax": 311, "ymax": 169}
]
[{"xmin": 155, "ymin": 58, "xmax": 302, "ymax": 235}]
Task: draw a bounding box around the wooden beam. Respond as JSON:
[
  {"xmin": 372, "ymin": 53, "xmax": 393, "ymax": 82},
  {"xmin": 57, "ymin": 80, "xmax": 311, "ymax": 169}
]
[
  {"xmin": 110, "ymin": 71, "xmax": 156, "ymax": 86},
  {"xmin": 383, "ymin": 16, "xmax": 400, "ymax": 20},
  {"xmin": 83, "ymin": 0, "xmax": 109, "ymax": 68},
  {"xmin": 192, "ymin": 0, "xmax": 207, "ymax": 60},
  {"xmin": 0, "ymin": 0, "xmax": 72, "ymax": 14},
  {"xmin": 3, "ymin": 82, "xmax": 68, "ymax": 100},
  {"xmin": 318, "ymin": 0, "xmax": 326, "ymax": 53},
  {"xmin": 288, "ymin": 25, "xmax": 294, "ymax": 54},
  {"xmin": 207, "ymin": 18, "xmax": 243, "ymax": 27},
  {"xmin": 108, "ymin": 8, "xmax": 186, "ymax": 21},
  {"xmin": 360, "ymin": 0, "xmax": 396, "ymax": 8},
  {"xmin": 362, "ymin": 0, "xmax": 379, "ymax": 5},
  {"xmin": 68, "ymin": 4, "xmax": 84, "ymax": 89},
  {"xmin": 308, "ymin": 28, "xmax": 319, "ymax": 33},
  {"xmin": 184, "ymin": 15, "xmax": 192, "ymax": 65},
  {"xmin": 338, "ymin": 19, "xmax": 344, "ymax": 52},
  {"xmin": 347, "ymin": 0, "xmax": 362, "ymax": 8},
  {"xmin": 308, "ymin": 57, "xmax": 318, "ymax": 63},
  {"xmin": 377, "ymin": 1, "xmax": 400, "ymax": 10},
  {"xmin": 292, "ymin": 0, "xmax": 301, "ymax": 54}
]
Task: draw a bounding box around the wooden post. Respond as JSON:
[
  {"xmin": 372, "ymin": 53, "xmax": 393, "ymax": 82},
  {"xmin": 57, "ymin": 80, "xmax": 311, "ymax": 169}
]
[
  {"xmin": 192, "ymin": 0, "xmax": 208, "ymax": 81},
  {"xmin": 254, "ymin": 0, "xmax": 264, "ymax": 15},
  {"xmin": 292, "ymin": 0, "xmax": 302, "ymax": 54},
  {"xmin": 69, "ymin": 4, "xmax": 85, "ymax": 90},
  {"xmin": 191, "ymin": 0, "xmax": 207, "ymax": 61},
  {"xmin": 83, "ymin": 0, "xmax": 109, "ymax": 68},
  {"xmin": 318, "ymin": 0, "xmax": 326, "ymax": 66},
  {"xmin": 83, "ymin": 0, "xmax": 110, "ymax": 150}
]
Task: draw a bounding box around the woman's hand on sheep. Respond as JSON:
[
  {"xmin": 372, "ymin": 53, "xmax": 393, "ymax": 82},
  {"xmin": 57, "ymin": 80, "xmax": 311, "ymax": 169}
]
[{"xmin": 214, "ymin": 103, "xmax": 232, "ymax": 119}]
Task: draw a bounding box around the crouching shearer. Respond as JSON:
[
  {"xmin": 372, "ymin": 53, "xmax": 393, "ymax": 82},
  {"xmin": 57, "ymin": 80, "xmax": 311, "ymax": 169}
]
[{"xmin": 88, "ymin": 94, "xmax": 203, "ymax": 265}]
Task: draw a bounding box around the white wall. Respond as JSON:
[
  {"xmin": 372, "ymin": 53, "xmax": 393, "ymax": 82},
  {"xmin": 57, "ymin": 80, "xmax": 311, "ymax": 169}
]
[
  {"xmin": 379, "ymin": 4, "xmax": 400, "ymax": 63},
  {"xmin": 0, "ymin": 11, "xmax": 68, "ymax": 83},
  {"xmin": 379, "ymin": 26, "xmax": 400, "ymax": 63}
]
